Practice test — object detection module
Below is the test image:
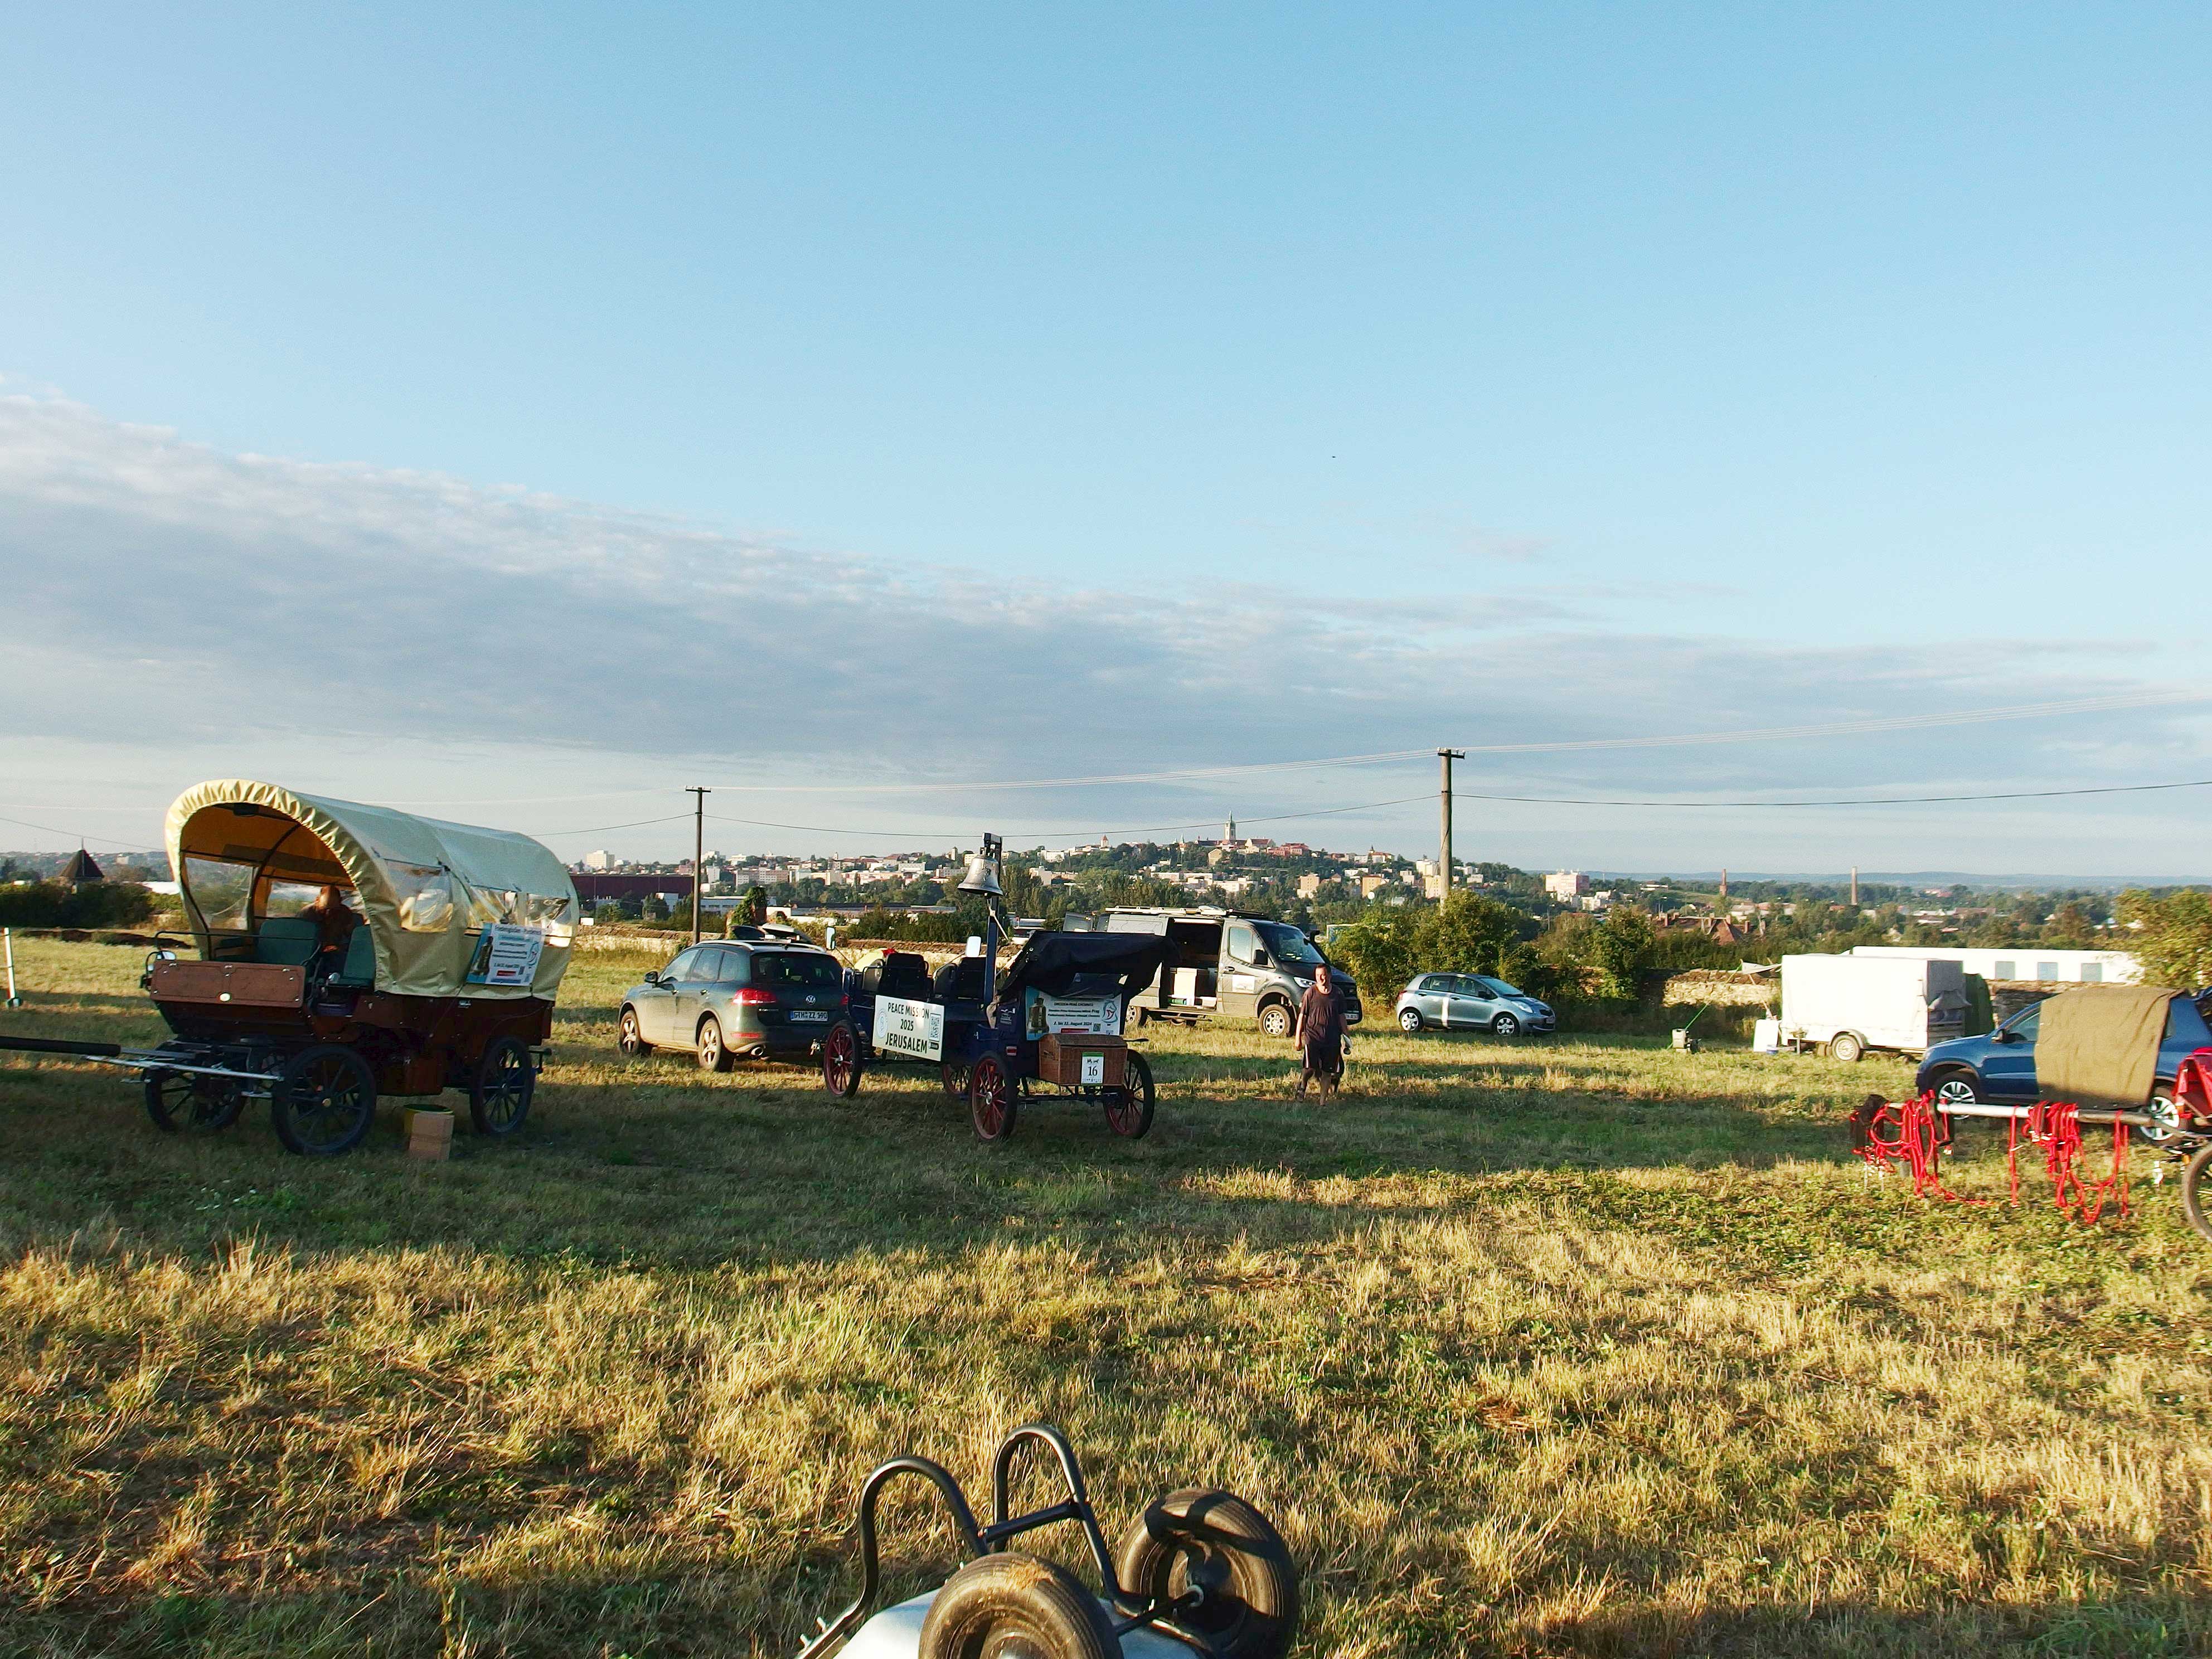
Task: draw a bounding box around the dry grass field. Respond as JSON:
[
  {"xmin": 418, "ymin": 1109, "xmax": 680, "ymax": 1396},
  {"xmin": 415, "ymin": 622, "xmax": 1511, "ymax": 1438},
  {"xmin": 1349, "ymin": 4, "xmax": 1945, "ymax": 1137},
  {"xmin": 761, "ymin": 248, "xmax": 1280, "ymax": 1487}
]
[{"xmin": 3, "ymin": 937, "xmax": 2209, "ymax": 1657}]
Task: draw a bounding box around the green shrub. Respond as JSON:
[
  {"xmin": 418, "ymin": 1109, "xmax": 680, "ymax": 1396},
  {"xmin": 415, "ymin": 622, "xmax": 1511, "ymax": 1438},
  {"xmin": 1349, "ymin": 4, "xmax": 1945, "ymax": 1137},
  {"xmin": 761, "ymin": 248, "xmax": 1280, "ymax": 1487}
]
[{"xmin": 0, "ymin": 881, "xmax": 159, "ymax": 929}]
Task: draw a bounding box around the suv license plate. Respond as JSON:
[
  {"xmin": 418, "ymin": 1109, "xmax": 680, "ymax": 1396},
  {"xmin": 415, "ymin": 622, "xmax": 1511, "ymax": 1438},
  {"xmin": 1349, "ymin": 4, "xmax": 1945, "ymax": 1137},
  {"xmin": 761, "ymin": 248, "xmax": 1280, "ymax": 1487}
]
[{"xmin": 789, "ymin": 1010, "xmax": 828, "ymax": 1023}]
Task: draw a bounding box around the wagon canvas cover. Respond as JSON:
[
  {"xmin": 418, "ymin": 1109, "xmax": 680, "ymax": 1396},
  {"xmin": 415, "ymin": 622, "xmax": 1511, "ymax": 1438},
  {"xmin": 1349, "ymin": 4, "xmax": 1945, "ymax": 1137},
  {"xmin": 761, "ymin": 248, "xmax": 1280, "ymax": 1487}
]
[{"xmin": 165, "ymin": 780, "xmax": 577, "ymax": 1001}]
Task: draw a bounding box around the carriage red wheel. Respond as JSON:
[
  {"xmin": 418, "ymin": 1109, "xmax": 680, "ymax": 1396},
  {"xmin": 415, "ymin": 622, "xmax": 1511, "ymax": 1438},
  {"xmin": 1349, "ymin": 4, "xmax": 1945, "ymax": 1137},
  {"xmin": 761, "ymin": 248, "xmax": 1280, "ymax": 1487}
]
[
  {"xmin": 969, "ymin": 1054, "xmax": 1017, "ymax": 1142},
  {"xmin": 822, "ymin": 1021, "xmax": 862, "ymax": 1098},
  {"xmin": 1103, "ymin": 1050, "xmax": 1156, "ymax": 1139}
]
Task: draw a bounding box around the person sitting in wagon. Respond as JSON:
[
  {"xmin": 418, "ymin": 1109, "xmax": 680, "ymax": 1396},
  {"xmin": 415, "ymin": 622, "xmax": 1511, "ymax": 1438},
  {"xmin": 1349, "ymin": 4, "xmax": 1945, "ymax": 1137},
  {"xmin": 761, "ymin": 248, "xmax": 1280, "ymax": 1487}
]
[{"xmin": 299, "ymin": 884, "xmax": 362, "ymax": 978}]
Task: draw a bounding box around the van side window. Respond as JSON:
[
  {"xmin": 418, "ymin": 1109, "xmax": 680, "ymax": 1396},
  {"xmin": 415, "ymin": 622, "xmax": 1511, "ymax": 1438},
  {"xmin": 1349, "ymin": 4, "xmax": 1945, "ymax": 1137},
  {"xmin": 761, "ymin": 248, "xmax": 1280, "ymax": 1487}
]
[
  {"xmin": 2165, "ymin": 997, "xmax": 2212, "ymax": 1047},
  {"xmin": 1225, "ymin": 924, "xmax": 1258, "ymax": 962}
]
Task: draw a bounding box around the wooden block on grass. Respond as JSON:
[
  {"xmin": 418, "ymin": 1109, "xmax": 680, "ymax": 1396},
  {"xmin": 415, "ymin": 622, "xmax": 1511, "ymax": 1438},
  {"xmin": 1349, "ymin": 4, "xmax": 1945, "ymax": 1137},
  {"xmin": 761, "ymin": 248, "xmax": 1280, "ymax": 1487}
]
[{"xmin": 405, "ymin": 1107, "xmax": 455, "ymax": 1161}]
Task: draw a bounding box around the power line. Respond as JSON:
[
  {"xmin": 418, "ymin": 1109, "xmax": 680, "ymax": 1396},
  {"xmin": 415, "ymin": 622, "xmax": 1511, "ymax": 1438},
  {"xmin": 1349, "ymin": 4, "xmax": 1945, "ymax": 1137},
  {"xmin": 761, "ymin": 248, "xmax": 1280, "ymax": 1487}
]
[
  {"xmin": 0, "ymin": 812, "xmax": 146, "ymax": 849},
  {"xmin": 1455, "ymin": 778, "xmax": 2212, "ymax": 809},
  {"xmin": 703, "ymin": 794, "xmax": 1434, "ymax": 842}
]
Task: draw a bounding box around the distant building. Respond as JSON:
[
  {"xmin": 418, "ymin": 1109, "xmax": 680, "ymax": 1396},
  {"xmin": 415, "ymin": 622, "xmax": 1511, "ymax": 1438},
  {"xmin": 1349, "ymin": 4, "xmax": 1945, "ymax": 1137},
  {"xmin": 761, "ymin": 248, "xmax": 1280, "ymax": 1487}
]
[
  {"xmin": 62, "ymin": 850, "xmax": 103, "ymax": 885},
  {"xmin": 583, "ymin": 850, "xmax": 614, "ymax": 871},
  {"xmin": 1359, "ymin": 873, "xmax": 1390, "ymax": 899},
  {"xmin": 1545, "ymin": 871, "xmax": 1589, "ymax": 901},
  {"xmin": 1849, "ymin": 946, "xmax": 2140, "ymax": 985},
  {"xmin": 1296, "ymin": 873, "xmax": 1323, "ymax": 899}
]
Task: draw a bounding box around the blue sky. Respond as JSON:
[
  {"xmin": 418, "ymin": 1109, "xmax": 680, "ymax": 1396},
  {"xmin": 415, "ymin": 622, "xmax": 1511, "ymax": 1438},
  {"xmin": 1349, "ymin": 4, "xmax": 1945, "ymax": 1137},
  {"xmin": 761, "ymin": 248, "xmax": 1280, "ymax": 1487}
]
[{"xmin": 2, "ymin": 4, "xmax": 2208, "ymax": 874}]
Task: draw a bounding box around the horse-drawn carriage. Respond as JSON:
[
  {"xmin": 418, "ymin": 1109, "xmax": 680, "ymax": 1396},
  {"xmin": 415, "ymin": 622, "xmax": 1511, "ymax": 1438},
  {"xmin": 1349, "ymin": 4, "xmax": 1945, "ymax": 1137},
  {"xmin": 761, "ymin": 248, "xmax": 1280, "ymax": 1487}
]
[
  {"xmin": 0, "ymin": 780, "xmax": 577, "ymax": 1156},
  {"xmin": 821, "ymin": 836, "xmax": 1171, "ymax": 1142}
]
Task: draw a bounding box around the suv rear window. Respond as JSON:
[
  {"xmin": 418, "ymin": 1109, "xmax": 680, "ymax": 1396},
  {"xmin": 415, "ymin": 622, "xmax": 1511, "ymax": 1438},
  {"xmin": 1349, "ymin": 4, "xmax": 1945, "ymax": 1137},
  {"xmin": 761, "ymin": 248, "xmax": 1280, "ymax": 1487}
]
[{"xmin": 753, "ymin": 951, "xmax": 842, "ymax": 988}]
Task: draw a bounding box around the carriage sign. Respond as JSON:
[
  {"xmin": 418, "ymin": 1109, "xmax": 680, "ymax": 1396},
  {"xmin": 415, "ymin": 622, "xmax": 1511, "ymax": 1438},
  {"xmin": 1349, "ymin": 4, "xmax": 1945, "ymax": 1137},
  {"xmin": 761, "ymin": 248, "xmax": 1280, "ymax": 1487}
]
[
  {"xmin": 466, "ymin": 924, "xmax": 545, "ymax": 987},
  {"xmin": 875, "ymin": 995, "xmax": 944, "ymax": 1061}
]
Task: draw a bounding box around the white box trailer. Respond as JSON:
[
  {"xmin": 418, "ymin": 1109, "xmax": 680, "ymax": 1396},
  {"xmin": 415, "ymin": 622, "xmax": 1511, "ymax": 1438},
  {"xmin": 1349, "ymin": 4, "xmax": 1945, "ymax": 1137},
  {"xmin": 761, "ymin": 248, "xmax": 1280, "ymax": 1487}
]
[{"xmin": 1779, "ymin": 953, "xmax": 1969, "ymax": 1063}]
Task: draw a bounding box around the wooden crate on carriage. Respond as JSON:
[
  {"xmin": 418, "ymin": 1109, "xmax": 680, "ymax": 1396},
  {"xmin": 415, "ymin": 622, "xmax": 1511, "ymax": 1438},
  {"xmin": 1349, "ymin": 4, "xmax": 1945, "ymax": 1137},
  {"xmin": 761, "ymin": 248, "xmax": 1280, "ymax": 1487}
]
[{"xmin": 1037, "ymin": 1032, "xmax": 1127, "ymax": 1088}]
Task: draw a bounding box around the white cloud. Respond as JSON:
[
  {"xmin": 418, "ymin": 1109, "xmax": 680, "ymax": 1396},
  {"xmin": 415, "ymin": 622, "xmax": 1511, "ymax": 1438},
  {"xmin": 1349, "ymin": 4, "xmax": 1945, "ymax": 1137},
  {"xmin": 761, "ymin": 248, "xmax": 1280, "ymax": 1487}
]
[{"xmin": 0, "ymin": 393, "xmax": 2203, "ymax": 871}]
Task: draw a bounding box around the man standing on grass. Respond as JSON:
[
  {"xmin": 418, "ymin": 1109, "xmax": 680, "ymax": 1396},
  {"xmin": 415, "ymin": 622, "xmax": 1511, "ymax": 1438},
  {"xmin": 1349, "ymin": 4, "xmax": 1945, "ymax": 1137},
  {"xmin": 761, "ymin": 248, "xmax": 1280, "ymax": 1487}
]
[{"xmin": 1294, "ymin": 964, "xmax": 1346, "ymax": 1104}]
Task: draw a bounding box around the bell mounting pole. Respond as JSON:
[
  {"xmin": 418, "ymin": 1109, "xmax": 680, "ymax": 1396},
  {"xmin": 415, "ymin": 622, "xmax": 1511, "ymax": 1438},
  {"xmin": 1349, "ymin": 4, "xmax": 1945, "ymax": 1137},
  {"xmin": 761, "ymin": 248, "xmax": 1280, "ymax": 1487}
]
[{"xmin": 687, "ymin": 787, "xmax": 710, "ymax": 943}]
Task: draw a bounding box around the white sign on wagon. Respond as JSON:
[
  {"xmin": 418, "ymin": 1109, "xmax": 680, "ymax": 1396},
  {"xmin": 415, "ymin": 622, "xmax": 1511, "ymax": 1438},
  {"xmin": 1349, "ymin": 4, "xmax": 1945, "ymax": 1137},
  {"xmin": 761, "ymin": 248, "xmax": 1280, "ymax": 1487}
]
[
  {"xmin": 1022, "ymin": 989, "xmax": 1122, "ymax": 1037},
  {"xmin": 876, "ymin": 995, "xmax": 944, "ymax": 1061},
  {"xmin": 467, "ymin": 924, "xmax": 545, "ymax": 987}
]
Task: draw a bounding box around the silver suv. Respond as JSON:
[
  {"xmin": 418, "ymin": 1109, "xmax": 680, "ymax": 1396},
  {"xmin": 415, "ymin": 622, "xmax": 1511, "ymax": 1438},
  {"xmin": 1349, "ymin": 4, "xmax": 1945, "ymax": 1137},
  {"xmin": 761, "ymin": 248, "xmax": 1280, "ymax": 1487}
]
[
  {"xmin": 617, "ymin": 939, "xmax": 847, "ymax": 1070},
  {"xmin": 1395, "ymin": 973, "xmax": 1554, "ymax": 1036}
]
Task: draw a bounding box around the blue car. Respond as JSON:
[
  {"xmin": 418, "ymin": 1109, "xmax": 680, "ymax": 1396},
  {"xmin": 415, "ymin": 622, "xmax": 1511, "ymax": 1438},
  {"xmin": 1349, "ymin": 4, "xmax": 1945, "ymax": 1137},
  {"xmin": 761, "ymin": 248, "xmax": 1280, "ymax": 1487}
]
[{"xmin": 1915, "ymin": 990, "xmax": 2212, "ymax": 1138}]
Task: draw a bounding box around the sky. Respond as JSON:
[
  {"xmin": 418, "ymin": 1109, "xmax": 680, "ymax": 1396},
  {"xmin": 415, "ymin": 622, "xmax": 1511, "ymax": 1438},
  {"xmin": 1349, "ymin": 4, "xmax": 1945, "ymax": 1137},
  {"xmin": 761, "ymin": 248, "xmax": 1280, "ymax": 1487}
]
[{"xmin": 2, "ymin": 3, "xmax": 2209, "ymax": 876}]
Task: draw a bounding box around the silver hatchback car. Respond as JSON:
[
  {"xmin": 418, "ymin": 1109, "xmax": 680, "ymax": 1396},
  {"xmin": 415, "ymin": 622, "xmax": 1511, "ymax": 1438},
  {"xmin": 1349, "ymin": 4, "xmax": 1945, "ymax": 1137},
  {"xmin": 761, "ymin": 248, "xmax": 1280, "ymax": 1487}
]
[
  {"xmin": 617, "ymin": 939, "xmax": 847, "ymax": 1070},
  {"xmin": 1395, "ymin": 973, "xmax": 1555, "ymax": 1036}
]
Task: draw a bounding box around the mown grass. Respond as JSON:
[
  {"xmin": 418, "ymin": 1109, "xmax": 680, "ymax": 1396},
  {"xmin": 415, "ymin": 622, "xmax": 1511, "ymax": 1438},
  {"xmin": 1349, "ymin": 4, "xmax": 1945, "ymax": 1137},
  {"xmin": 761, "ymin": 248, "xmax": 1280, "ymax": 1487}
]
[{"xmin": 1, "ymin": 937, "xmax": 2208, "ymax": 1657}]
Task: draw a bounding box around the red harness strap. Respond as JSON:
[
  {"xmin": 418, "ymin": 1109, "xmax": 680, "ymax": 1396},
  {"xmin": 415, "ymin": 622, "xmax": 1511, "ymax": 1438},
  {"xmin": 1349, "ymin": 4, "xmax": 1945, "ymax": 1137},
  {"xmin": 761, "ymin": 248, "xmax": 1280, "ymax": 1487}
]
[
  {"xmin": 2007, "ymin": 1100, "xmax": 2130, "ymax": 1225},
  {"xmin": 1856, "ymin": 1092, "xmax": 1982, "ymax": 1204}
]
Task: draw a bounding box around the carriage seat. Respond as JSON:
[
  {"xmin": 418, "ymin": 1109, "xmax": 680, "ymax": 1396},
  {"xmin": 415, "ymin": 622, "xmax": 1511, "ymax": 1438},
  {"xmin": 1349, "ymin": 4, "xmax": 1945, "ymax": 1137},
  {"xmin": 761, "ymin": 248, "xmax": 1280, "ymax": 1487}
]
[
  {"xmin": 255, "ymin": 916, "xmax": 321, "ymax": 966},
  {"xmin": 933, "ymin": 957, "xmax": 990, "ymax": 1003},
  {"xmin": 328, "ymin": 926, "xmax": 375, "ymax": 988},
  {"xmin": 876, "ymin": 950, "xmax": 932, "ymax": 1002}
]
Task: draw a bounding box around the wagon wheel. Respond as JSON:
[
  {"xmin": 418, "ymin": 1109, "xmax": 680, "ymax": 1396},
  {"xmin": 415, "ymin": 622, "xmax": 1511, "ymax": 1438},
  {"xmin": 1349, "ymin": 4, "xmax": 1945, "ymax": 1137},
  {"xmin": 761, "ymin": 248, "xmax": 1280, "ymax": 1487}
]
[
  {"xmin": 941, "ymin": 1056, "xmax": 971, "ymax": 1098},
  {"xmin": 918, "ymin": 1552, "xmax": 1117, "ymax": 1659},
  {"xmin": 1115, "ymin": 1488, "xmax": 1300, "ymax": 1659},
  {"xmin": 822, "ymin": 1020, "xmax": 863, "ymax": 1098},
  {"xmin": 143, "ymin": 1069, "xmax": 245, "ymax": 1135},
  {"xmin": 2182, "ymin": 1142, "xmax": 2212, "ymax": 1244},
  {"xmin": 469, "ymin": 1035, "xmax": 536, "ymax": 1136},
  {"xmin": 969, "ymin": 1054, "xmax": 1017, "ymax": 1142},
  {"xmin": 269, "ymin": 1045, "xmax": 378, "ymax": 1157},
  {"xmin": 1103, "ymin": 1050, "xmax": 1156, "ymax": 1139}
]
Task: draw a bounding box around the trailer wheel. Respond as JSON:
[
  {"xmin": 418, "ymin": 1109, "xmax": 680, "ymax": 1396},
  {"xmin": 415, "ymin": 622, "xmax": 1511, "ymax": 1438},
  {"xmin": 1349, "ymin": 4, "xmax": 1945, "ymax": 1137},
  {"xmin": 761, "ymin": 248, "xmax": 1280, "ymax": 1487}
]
[
  {"xmin": 822, "ymin": 1021, "xmax": 863, "ymax": 1098},
  {"xmin": 1126, "ymin": 1003, "xmax": 1148, "ymax": 1029},
  {"xmin": 1104, "ymin": 1051, "xmax": 1156, "ymax": 1139},
  {"xmin": 143, "ymin": 1070, "xmax": 244, "ymax": 1135},
  {"xmin": 1258, "ymin": 1001, "xmax": 1293, "ymax": 1040},
  {"xmin": 270, "ymin": 1045, "xmax": 378, "ymax": 1157},
  {"xmin": 918, "ymin": 1552, "xmax": 1117, "ymax": 1659},
  {"xmin": 2181, "ymin": 1142, "xmax": 2212, "ymax": 1244},
  {"xmin": 1829, "ymin": 1031, "xmax": 1865, "ymax": 1064},
  {"xmin": 970, "ymin": 1054, "xmax": 1017, "ymax": 1142},
  {"xmin": 469, "ymin": 1036, "xmax": 536, "ymax": 1136},
  {"xmin": 1115, "ymin": 1487, "xmax": 1299, "ymax": 1659}
]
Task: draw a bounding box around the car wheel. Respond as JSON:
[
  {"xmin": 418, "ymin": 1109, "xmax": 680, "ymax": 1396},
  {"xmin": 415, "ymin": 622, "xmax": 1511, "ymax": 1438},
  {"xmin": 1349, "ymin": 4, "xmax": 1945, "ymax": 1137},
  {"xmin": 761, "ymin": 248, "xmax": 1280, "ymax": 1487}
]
[
  {"xmin": 1830, "ymin": 1031, "xmax": 1865, "ymax": 1064},
  {"xmin": 1491, "ymin": 1012, "xmax": 1520, "ymax": 1037},
  {"xmin": 697, "ymin": 1015, "xmax": 732, "ymax": 1073},
  {"xmin": 618, "ymin": 1007, "xmax": 652, "ymax": 1056},
  {"xmin": 1398, "ymin": 1007, "xmax": 1424, "ymax": 1034},
  {"xmin": 1258, "ymin": 1001, "xmax": 1294, "ymax": 1040},
  {"xmin": 1931, "ymin": 1071, "xmax": 1980, "ymax": 1110}
]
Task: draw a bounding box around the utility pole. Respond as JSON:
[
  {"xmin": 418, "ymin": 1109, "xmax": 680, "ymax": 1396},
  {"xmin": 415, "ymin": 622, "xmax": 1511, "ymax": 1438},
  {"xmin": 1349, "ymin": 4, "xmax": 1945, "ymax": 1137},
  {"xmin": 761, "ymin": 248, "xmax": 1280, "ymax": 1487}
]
[
  {"xmin": 1437, "ymin": 748, "xmax": 1466, "ymax": 903},
  {"xmin": 1850, "ymin": 866, "xmax": 1859, "ymax": 909},
  {"xmin": 687, "ymin": 787, "xmax": 710, "ymax": 942}
]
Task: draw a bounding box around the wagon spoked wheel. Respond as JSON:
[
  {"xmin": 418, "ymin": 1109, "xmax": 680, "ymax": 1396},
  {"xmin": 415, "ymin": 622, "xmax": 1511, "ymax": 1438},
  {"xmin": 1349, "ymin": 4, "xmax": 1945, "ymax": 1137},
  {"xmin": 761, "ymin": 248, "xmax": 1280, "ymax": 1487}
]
[
  {"xmin": 469, "ymin": 1036, "xmax": 536, "ymax": 1136},
  {"xmin": 1114, "ymin": 1488, "xmax": 1300, "ymax": 1659},
  {"xmin": 2181, "ymin": 1142, "xmax": 2212, "ymax": 1244},
  {"xmin": 1103, "ymin": 1050, "xmax": 1156, "ymax": 1139},
  {"xmin": 941, "ymin": 1057, "xmax": 971, "ymax": 1098},
  {"xmin": 143, "ymin": 1070, "xmax": 245, "ymax": 1135},
  {"xmin": 822, "ymin": 1020, "xmax": 863, "ymax": 1098},
  {"xmin": 969, "ymin": 1054, "xmax": 1017, "ymax": 1142},
  {"xmin": 269, "ymin": 1045, "xmax": 378, "ymax": 1157}
]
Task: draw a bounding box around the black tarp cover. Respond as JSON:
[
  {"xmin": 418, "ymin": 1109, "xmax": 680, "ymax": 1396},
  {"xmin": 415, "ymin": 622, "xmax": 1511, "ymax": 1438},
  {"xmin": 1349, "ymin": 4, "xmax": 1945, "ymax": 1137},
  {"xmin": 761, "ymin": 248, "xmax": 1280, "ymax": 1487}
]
[{"xmin": 998, "ymin": 931, "xmax": 1172, "ymax": 1002}]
